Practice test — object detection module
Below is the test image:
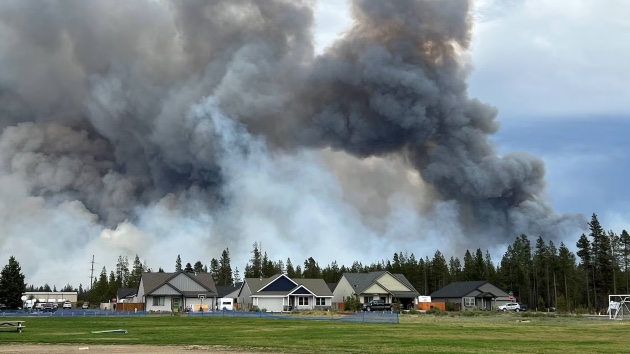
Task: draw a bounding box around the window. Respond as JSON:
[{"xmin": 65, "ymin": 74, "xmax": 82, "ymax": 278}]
[
  {"xmin": 152, "ymin": 296, "xmax": 165, "ymax": 306},
  {"xmin": 298, "ymin": 296, "xmax": 309, "ymax": 306},
  {"xmin": 316, "ymin": 298, "xmax": 326, "ymax": 306},
  {"xmin": 364, "ymin": 296, "xmax": 373, "ymax": 303},
  {"xmin": 464, "ymin": 297, "xmax": 475, "ymax": 307}
]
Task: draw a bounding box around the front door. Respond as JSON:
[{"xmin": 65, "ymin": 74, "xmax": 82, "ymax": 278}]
[{"xmin": 172, "ymin": 297, "xmax": 180, "ymax": 312}]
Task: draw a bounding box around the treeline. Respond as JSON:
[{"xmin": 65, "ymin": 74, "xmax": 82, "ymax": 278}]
[{"xmin": 26, "ymin": 213, "xmax": 629, "ymax": 314}]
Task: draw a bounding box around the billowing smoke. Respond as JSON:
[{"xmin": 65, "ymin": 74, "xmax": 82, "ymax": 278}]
[{"xmin": 0, "ymin": 0, "xmax": 583, "ymax": 287}]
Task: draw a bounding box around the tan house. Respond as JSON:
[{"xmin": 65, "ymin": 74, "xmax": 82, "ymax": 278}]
[
  {"xmin": 333, "ymin": 271, "xmax": 420, "ymax": 310},
  {"xmin": 237, "ymin": 274, "xmax": 333, "ymax": 312},
  {"xmin": 136, "ymin": 271, "xmax": 217, "ymax": 312}
]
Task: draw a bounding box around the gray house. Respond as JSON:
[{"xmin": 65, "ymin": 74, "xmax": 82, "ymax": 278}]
[
  {"xmin": 237, "ymin": 274, "xmax": 333, "ymax": 312},
  {"xmin": 136, "ymin": 271, "xmax": 218, "ymax": 312},
  {"xmin": 333, "ymin": 271, "xmax": 420, "ymax": 310},
  {"xmin": 430, "ymin": 281, "xmax": 511, "ymax": 311}
]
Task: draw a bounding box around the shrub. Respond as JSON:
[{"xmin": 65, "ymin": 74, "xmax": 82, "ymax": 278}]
[
  {"xmin": 76, "ymin": 300, "xmax": 84, "ymax": 308},
  {"xmin": 343, "ymin": 296, "xmax": 361, "ymax": 312},
  {"xmin": 250, "ymin": 306, "xmax": 260, "ymax": 312},
  {"xmin": 445, "ymin": 302, "xmax": 457, "ymax": 312},
  {"xmin": 426, "ymin": 307, "xmax": 447, "ymax": 316}
]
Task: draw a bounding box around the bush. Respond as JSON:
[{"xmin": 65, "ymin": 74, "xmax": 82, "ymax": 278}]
[
  {"xmin": 445, "ymin": 302, "xmax": 457, "ymax": 312},
  {"xmin": 76, "ymin": 300, "xmax": 84, "ymax": 308},
  {"xmin": 250, "ymin": 306, "xmax": 260, "ymax": 312},
  {"xmin": 343, "ymin": 296, "xmax": 361, "ymax": 312},
  {"xmin": 426, "ymin": 307, "xmax": 447, "ymax": 316}
]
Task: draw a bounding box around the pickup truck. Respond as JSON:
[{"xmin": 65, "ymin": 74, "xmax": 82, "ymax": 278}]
[{"xmin": 361, "ymin": 300, "xmax": 392, "ymax": 311}]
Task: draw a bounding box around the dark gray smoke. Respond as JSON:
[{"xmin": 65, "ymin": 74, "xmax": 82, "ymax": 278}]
[{"xmin": 0, "ymin": 0, "xmax": 583, "ymax": 286}]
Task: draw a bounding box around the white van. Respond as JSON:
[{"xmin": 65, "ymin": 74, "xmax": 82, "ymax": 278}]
[{"xmin": 218, "ymin": 298, "xmax": 234, "ymax": 311}]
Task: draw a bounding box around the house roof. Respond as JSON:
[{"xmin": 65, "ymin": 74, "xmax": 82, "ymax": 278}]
[
  {"xmin": 327, "ymin": 283, "xmax": 337, "ymax": 292},
  {"xmin": 429, "ymin": 281, "xmax": 490, "ymax": 298},
  {"xmin": 141, "ymin": 271, "xmax": 217, "ymax": 296},
  {"xmin": 117, "ymin": 288, "xmax": 136, "ymax": 299},
  {"xmin": 342, "ymin": 271, "xmax": 419, "ymax": 297},
  {"xmin": 244, "ymin": 274, "xmax": 333, "ymax": 297},
  {"xmin": 216, "ymin": 284, "xmax": 241, "ymax": 298}
]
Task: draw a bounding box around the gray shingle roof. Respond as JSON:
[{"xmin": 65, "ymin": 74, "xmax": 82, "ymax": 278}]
[
  {"xmin": 429, "ymin": 281, "xmax": 489, "ymax": 298},
  {"xmin": 216, "ymin": 285, "xmax": 240, "ymax": 298},
  {"xmin": 141, "ymin": 271, "xmax": 217, "ymax": 296},
  {"xmin": 244, "ymin": 274, "xmax": 333, "ymax": 297},
  {"xmin": 117, "ymin": 288, "xmax": 137, "ymax": 299},
  {"xmin": 343, "ymin": 271, "xmax": 419, "ymax": 296}
]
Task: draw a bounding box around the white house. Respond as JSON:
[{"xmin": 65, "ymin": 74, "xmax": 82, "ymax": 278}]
[
  {"xmin": 136, "ymin": 271, "xmax": 217, "ymax": 312},
  {"xmin": 333, "ymin": 271, "xmax": 420, "ymax": 310},
  {"xmin": 237, "ymin": 274, "xmax": 333, "ymax": 312}
]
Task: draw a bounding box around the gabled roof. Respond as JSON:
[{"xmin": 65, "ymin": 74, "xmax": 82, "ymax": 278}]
[
  {"xmin": 343, "ymin": 271, "xmax": 419, "ymax": 296},
  {"xmin": 141, "ymin": 271, "xmax": 217, "ymax": 296},
  {"xmin": 244, "ymin": 275, "xmax": 334, "ymax": 297},
  {"xmin": 216, "ymin": 283, "xmax": 241, "ymax": 298},
  {"xmin": 117, "ymin": 288, "xmax": 137, "ymax": 299},
  {"xmin": 429, "ymin": 281, "xmax": 489, "ymax": 298}
]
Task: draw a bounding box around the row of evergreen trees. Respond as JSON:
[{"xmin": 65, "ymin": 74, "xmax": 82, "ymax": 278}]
[{"xmin": 20, "ymin": 213, "xmax": 628, "ymax": 313}]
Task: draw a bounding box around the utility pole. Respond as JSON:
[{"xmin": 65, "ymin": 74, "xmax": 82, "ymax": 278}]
[{"xmin": 89, "ymin": 255, "xmax": 95, "ymax": 289}]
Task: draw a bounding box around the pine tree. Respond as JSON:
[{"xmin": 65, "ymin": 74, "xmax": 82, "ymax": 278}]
[
  {"xmin": 558, "ymin": 242, "xmax": 576, "ymax": 311},
  {"xmin": 286, "ymin": 258, "xmax": 296, "ymax": 278},
  {"xmin": 449, "ymin": 256, "xmax": 463, "ymax": 282},
  {"xmin": 175, "ymin": 255, "xmax": 182, "ymax": 272},
  {"xmin": 303, "ymin": 257, "xmax": 321, "ymax": 278},
  {"xmin": 0, "ymin": 256, "xmax": 26, "ymax": 309},
  {"xmin": 462, "ymin": 250, "xmax": 475, "ymax": 281},
  {"xmin": 233, "ymin": 267, "xmax": 241, "ymax": 284},
  {"xmin": 620, "ymin": 230, "xmax": 630, "ymax": 293},
  {"xmin": 244, "ymin": 243, "xmax": 262, "ymax": 278},
  {"xmin": 431, "ymin": 251, "xmax": 449, "ymax": 290},
  {"xmin": 193, "ymin": 261, "xmax": 204, "ymax": 273},
  {"xmin": 158, "ymin": 267, "xmax": 165, "ymax": 273},
  {"xmin": 576, "ymin": 233, "xmax": 592, "ymax": 311},
  {"xmin": 184, "ymin": 262, "xmax": 194, "ymax": 273},
  {"xmin": 128, "ymin": 255, "xmax": 143, "ymax": 288},
  {"xmin": 219, "ymin": 248, "xmax": 233, "ymax": 286}
]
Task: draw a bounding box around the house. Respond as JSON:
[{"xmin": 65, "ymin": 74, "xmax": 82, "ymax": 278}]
[
  {"xmin": 116, "ymin": 288, "xmax": 137, "ymax": 303},
  {"xmin": 333, "ymin": 271, "xmax": 420, "ymax": 310},
  {"xmin": 237, "ymin": 274, "xmax": 333, "ymax": 312},
  {"xmin": 136, "ymin": 271, "xmax": 218, "ymax": 312},
  {"xmin": 216, "ymin": 282, "xmax": 242, "ymax": 310},
  {"xmin": 430, "ymin": 281, "xmax": 511, "ymax": 311}
]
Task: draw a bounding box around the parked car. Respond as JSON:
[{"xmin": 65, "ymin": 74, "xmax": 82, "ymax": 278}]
[
  {"xmin": 82, "ymin": 303, "xmax": 89, "ymax": 309},
  {"xmin": 34, "ymin": 303, "xmax": 44, "ymax": 310},
  {"xmin": 42, "ymin": 303, "xmax": 56, "ymax": 312},
  {"xmin": 497, "ymin": 302, "xmax": 521, "ymax": 312},
  {"xmin": 62, "ymin": 301, "xmax": 72, "ymax": 310},
  {"xmin": 518, "ymin": 303, "xmax": 528, "ymax": 311}
]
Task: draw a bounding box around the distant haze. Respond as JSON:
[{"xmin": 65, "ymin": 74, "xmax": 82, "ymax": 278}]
[{"xmin": 0, "ymin": 0, "xmax": 583, "ymax": 287}]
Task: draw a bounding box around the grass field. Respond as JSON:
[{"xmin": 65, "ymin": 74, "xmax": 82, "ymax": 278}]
[{"xmin": 0, "ymin": 313, "xmax": 628, "ymax": 353}]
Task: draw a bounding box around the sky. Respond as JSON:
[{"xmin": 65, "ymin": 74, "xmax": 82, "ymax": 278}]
[
  {"xmin": 1, "ymin": 0, "xmax": 629, "ymax": 289},
  {"xmin": 315, "ymin": 0, "xmax": 630, "ymax": 239}
]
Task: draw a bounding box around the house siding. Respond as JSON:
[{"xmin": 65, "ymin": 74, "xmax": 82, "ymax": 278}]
[
  {"xmin": 137, "ymin": 279, "xmax": 145, "ymax": 301},
  {"xmin": 377, "ymin": 273, "xmax": 411, "ymax": 291},
  {"xmin": 332, "ymin": 276, "xmax": 354, "ymax": 304},
  {"xmin": 238, "ymin": 283, "xmax": 254, "ymax": 310},
  {"xmin": 151, "ymin": 284, "xmax": 180, "ymax": 295},
  {"xmin": 363, "ymin": 283, "xmax": 388, "ymax": 294},
  {"xmin": 169, "ymin": 273, "xmax": 207, "ymax": 292},
  {"xmin": 145, "ymin": 295, "xmax": 172, "ymax": 312}
]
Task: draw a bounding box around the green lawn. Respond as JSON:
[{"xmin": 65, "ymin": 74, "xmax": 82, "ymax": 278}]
[{"xmin": 0, "ymin": 314, "xmax": 628, "ymax": 353}]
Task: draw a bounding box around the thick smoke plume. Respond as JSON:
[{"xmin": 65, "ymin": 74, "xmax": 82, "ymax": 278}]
[{"xmin": 0, "ymin": 0, "xmax": 582, "ymax": 286}]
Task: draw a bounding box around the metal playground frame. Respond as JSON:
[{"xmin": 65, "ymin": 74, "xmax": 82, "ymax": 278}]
[{"xmin": 608, "ymin": 295, "xmax": 630, "ymax": 320}]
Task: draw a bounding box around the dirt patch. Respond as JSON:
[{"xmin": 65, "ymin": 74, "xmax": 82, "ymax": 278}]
[{"xmin": 0, "ymin": 344, "xmax": 266, "ymax": 353}]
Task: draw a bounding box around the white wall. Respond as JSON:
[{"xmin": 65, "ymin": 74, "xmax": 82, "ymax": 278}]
[{"xmin": 257, "ymin": 297, "xmax": 284, "ymax": 312}]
